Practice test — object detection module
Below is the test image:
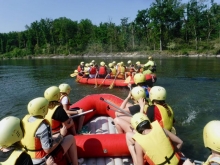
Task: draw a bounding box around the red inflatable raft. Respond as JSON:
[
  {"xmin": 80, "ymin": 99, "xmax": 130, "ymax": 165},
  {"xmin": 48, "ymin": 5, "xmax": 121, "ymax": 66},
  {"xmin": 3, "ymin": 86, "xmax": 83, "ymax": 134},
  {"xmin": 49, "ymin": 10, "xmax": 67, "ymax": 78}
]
[
  {"xmin": 69, "ymin": 94, "xmax": 184, "ymax": 165},
  {"xmin": 70, "ymin": 94, "xmax": 130, "ymax": 158},
  {"xmin": 74, "ymin": 75, "xmax": 135, "ymax": 87}
]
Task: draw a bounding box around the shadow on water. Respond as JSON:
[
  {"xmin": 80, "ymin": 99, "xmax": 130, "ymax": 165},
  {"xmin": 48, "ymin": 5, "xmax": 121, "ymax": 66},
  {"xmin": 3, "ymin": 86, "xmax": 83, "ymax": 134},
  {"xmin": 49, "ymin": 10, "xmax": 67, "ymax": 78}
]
[{"xmin": 0, "ymin": 57, "xmax": 220, "ymax": 161}]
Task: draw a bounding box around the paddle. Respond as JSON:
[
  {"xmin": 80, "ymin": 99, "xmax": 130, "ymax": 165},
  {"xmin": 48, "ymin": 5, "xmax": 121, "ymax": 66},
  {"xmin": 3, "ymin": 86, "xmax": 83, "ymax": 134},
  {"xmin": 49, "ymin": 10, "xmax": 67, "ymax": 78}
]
[
  {"xmin": 100, "ymin": 97, "xmax": 132, "ymax": 116},
  {"xmin": 180, "ymin": 157, "xmax": 203, "ymax": 164},
  {"xmin": 98, "ymin": 74, "xmax": 109, "ymax": 87},
  {"xmin": 70, "ymin": 73, "xmax": 78, "ymax": 77},
  {"xmin": 109, "ymin": 72, "xmax": 119, "ymax": 89},
  {"xmin": 94, "ymin": 72, "xmax": 98, "ymax": 88},
  {"xmin": 70, "ymin": 109, "xmax": 94, "ymax": 118},
  {"xmin": 75, "ymin": 75, "xmax": 83, "ymax": 82}
]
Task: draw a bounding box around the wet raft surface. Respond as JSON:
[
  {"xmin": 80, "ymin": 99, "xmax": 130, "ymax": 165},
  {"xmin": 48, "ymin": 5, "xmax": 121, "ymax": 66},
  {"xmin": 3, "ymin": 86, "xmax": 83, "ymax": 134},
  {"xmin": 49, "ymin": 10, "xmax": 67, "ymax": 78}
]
[{"xmin": 78, "ymin": 116, "xmax": 133, "ymax": 165}]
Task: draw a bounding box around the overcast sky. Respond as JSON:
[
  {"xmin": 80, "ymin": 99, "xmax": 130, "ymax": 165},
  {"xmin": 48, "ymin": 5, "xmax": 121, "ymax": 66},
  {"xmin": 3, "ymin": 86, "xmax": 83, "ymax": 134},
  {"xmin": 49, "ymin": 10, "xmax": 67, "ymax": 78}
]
[{"xmin": 0, "ymin": 0, "xmax": 195, "ymax": 33}]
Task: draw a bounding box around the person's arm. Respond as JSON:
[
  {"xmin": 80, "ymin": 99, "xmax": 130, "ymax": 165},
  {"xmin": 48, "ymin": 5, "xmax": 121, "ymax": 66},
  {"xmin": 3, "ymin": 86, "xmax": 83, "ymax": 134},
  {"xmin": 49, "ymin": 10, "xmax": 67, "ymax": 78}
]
[
  {"xmin": 164, "ymin": 129, "xmax": 183, "ymax": 150},
  {"xmin": 39, "ymin": 122, "xmax": 63, "ymax": 154},
  {"xmin": 135, "ymin": 142, "xmax": 144, "ymax": 165},
  {"xmin": 183, "ymin": 159, "xmax": 195, "ymax": 165},
  {"xmin": 120, "ymin": 92, "xmax": 132, "ymax": 109},
  {"xmin": 137, "ymin": 98, "xmax": 145, "ymax": 113},
  {"xmin": 62, "ymin": 117, "xmax": 74, "ymax": 129}
]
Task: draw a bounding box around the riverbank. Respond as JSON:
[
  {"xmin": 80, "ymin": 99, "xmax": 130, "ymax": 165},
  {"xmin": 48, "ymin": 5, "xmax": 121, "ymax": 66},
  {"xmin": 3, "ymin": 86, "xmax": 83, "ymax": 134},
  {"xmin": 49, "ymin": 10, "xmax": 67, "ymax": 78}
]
[
  {"xmin": 32, "ymin": 52, "xmax": 220, "ymax": 59},
  {"xmin": 1, "ymin": 51, "xmax": 220, "ymax": 59}
]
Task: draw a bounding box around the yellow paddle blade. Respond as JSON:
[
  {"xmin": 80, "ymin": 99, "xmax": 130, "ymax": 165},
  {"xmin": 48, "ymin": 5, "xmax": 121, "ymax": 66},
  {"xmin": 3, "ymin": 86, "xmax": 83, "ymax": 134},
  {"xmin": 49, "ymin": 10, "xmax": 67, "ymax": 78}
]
[
  {"xmin": 124, "ymin": 76, "xmax": 131, "ymax": 83},
  {"xmin": 70, "ymin": 73, "xmax": 78, "ymax": 77},
  {"xmin": 109, "ymin": 83, "xmax": 114, "ymax": 89}
]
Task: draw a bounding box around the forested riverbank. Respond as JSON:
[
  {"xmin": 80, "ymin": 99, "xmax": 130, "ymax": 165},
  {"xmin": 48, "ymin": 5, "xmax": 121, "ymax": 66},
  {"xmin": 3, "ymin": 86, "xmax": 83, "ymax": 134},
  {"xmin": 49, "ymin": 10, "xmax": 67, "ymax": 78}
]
[{"xmin": 0, "ymin": 0, "xmax": 220, "ymax": 59}]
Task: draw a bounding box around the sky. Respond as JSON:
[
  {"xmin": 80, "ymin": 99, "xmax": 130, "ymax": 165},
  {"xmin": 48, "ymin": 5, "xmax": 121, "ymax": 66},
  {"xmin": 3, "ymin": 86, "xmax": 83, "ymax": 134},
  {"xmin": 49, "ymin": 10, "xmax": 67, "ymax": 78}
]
[{"xmin": 0, "ymin": 0, "xmax": 191, "ymax": 33}]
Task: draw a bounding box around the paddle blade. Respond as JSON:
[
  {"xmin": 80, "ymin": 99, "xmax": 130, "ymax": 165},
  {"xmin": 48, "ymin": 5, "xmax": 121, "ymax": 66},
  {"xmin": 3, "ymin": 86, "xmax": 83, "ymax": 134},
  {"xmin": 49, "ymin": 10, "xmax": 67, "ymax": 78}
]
[
  {"xmin": 70, "ymin": 73, "xmax": 78, "ymax": 77},
  {"xmin": 109, "ymin": 83, "xmax": 114, "ymax": 89}
]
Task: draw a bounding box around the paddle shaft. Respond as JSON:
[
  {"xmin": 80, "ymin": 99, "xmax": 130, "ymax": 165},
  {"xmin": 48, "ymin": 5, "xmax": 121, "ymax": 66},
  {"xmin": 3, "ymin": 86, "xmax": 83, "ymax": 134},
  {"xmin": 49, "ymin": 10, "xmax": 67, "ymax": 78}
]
[
  {"xmin": 70, "ymin": 109, "xmax": 94, "ymax": 118},
  {"xmin": 180, "ymin": 157, "xmax": 203, "ymax": 164},
  {"xmin": 109, "ymin": 72, "xmax": 119, "ymax": 89},
  {"xmin": 99, "ymin": 74, "xmax": 109, "ymax": 87},
  {"xmin": 94, "ymin": 72, "xmax": 98, "ymax": 88},
  {"xmin": 100, "ymin": 97, "xmax": 132, "ymax": 117}
]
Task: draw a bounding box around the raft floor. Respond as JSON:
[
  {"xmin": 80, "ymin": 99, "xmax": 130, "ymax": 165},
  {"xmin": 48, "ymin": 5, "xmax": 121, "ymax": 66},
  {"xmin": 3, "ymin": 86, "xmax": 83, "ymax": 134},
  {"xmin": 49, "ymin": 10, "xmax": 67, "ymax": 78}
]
[{"xmin": 79, "ymin": 116, "xmax": 133, "ymax": 165}]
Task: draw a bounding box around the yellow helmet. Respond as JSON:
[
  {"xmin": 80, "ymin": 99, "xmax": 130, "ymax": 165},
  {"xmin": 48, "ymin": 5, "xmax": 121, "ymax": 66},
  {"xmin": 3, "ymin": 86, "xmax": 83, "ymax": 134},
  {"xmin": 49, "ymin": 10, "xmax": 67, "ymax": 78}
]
[
  {"xmin": 0, "ymin": 116, "xmax": 23, "ymax": 148},
  {"xmin": 44, "ymin": 86, "xmax": 60, "ymax": 102},
  {"xmin": 149, "ymin": 86, "xmax": 166, "ymax": 101},
  {"xmin": 131, "ymin": 86, "xmax": 146, "ymax": 101},
  {"xmin": 59, "ymin": 83, "xmax": 71, "ymax": 94},
  {"xmin": 127, "ymin": 60, "xmax": 131, "ymax": 64},
  {"xmin": 28, "ymin": 97, "xmax": 49, "ymax": 117},
  {"xmin": 148, "ymin": 56, "xmax": 152, "ymax": 60},
  {"xmin": 85, "ymin": 63, "xmax": 89, "ymax": 67},
  {"xmin": 112, "ymin": 61, "xmax": 116, "ymax": 64},
  {"xmin": 203, "ymin": 120, "xmax": 220, "ymax": 152},
  {"xmin": 120, "ymin": 62, "xmax": 124, "ymax": 66},
  {"xmin": 74, "ymin": 70, "xmax": 78, "ymax": 73},
  {"xmin": 131, "ymin": 112, "xmax": 150, "ymax": 130},
  {"xmin": 136, "ymin": 61, "xmax": 140, "ymax": 65},
  {"xmin": 109, "ymin": 63, "xmax": 113, "ymax": 68},
  {"xmin": 80, "ymin": 61, "xmax": 84, "ymax": 65},
  {"xmin": 100, "ymin": 61, "xmax": 105, "ymax": 66},
  {"xmin": 134, "ymin": 73, "xmax": 145, "ymax": 85},
  {"xmin": 90, "ymin": 62, "xmax": 93, "ymax": 66},
  {"xmin": 91, "ymin": 60, "xmax": 95, "ymax": 63}
]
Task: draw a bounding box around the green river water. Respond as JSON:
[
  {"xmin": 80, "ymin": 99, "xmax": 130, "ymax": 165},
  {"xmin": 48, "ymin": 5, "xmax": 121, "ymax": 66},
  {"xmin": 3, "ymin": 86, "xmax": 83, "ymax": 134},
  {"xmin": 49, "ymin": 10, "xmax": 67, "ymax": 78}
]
[{"xmin": 0, "ymin": 56, "xmax": 220, "ymax": 161}]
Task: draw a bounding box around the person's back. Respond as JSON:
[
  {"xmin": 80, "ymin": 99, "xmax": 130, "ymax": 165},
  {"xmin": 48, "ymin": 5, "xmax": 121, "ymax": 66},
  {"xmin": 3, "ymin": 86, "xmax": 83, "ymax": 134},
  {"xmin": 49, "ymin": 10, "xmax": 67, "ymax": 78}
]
[
  {"xmin": 147, "ymin": 86, "xmax": 174, "ymax": 131},
  {"xmin": 59, "ymin": 83, "xmax": 85, "ymax": 135},
  {"xmin": 126, "ymin": 113, "xmax": 182, "ymax": 165},
  {"xmin": 144, "ymin": 56, "xmax": 156, "ymax": 73},
  {"xmin": 21, "ymin": 97, "xmax": 79, "ymax": 165},
  {"xmin": 0, "ymin": 116, "xmax": 33, "ymax": 165},
  {"xmin": 44, "ymin": 86, "xmax": 76, "ymax": 136},
  {"xmin": 98, "ymin": 61, "xmax": 107, "ymax": 78}
]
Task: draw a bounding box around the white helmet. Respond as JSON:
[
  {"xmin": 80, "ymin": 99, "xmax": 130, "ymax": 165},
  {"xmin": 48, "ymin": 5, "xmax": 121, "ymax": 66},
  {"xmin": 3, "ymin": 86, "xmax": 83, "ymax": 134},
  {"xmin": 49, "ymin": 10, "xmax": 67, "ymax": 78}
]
[
  {"xmin": 59, "ymin": 83, "xmax": 71, "ymax": 94},
  {"xmin": 134, "ymin": 73, "xmax": 145, "ymax": 85},
  {"xmin": 28, "ymin": 97, "xmax": 49, "ymax": 117},
  {"xmin": 0, "ymin": 116, "xmax": 23, "ymax": 148},
  {"xmin": 203, "ymin": 120, "xmax": 220, "ymax": 152},
  {"xmin": 149, "ymin": 86, "xmax": 166, "ymax": 101},
  {"xmin": 44, "ymin": 86, "xmax": 60, "ymax": 102},
  {"xmin": 131, "ymin": 86, "xmax": 146, "ymax": 101}
]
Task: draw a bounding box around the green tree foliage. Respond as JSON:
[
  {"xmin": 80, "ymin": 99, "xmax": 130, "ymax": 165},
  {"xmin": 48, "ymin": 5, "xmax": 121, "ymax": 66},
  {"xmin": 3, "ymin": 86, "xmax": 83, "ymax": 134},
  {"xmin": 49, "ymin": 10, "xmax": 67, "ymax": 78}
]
[{"xmin": 0, "ymin": 0, "xmax": 220, "ymax": 58}]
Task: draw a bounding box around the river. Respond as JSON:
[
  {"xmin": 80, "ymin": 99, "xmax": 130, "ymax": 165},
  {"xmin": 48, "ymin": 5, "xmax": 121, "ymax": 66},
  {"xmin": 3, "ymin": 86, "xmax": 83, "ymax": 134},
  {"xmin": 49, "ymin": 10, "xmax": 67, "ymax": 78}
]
[{"xmin": 0, "ymin": 56, "xmax": 220, "ymax": 161}]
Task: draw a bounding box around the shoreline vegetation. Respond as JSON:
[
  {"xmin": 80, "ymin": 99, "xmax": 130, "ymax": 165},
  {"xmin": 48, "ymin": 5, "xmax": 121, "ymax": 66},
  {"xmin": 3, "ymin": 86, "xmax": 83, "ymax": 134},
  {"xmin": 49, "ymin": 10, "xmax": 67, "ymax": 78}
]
[
  {"xmin": 1, "ymin": 51, "xmax": 220, "ymax": 60},
  {"xmin": 1, "ymin": 1, "xmax": 220, "ymax": 59}
]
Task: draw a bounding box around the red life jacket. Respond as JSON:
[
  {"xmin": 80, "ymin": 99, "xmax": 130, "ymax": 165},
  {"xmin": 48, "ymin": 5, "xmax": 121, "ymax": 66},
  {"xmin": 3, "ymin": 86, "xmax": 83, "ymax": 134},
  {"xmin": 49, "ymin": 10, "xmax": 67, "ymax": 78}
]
[
  {"xmin": 90, "ymin": 66, "xmax": 97, "ymax": 74},
  {"xmin": 99, "ymin": 66, "xmax": 107, "ymax": 75}
]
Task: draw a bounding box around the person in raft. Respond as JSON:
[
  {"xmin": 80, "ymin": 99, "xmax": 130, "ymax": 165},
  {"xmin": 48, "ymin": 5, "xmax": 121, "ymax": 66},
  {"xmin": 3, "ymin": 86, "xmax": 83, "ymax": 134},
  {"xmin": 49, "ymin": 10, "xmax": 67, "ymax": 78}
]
[
  {"xmin": 59, "ymin": 83, "xmax": 85, "ymax": 135},
  {"xmin": 0, "ymin": 116, "xmax": 34, "ymax": 165},
  {"xmin": 114, "ymin": 86, "xmax": 150, "ymax": 133},
  {"xmin": 133, "ymin": 73, "xmax": 152, "ymax": 98},
  {"xmin": 98, "ymin": 61, "xmax": 107, "ymax": 78},
  {"xmin": 126, "ymin": 112, "xmax": 183, "ymax": 165},
  {"xmin": 183, "ymin": 120, "xmax": 220, "ymax": 165},
  {"xmin": 21, "ymin": 97, "xmax": 78, "ymax": 165},
  {"xmin": 44, "ymin": 86, "xmax": 77, "ymax": 135},
  {"xmin": 77, "ymin": 61, "xmax": 85, "ymax": 76},
  {"xmin": 114, "ymin": 85, "xmax": 175, "ymax": 133}
]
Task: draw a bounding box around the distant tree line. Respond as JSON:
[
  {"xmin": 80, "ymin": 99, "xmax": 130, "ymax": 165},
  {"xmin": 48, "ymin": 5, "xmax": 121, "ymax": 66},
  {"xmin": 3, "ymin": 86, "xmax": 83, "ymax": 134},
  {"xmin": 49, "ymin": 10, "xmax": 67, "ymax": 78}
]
[{"xmin": 0, "ymin": 0, "xmax": 220, "ymax": 58}]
